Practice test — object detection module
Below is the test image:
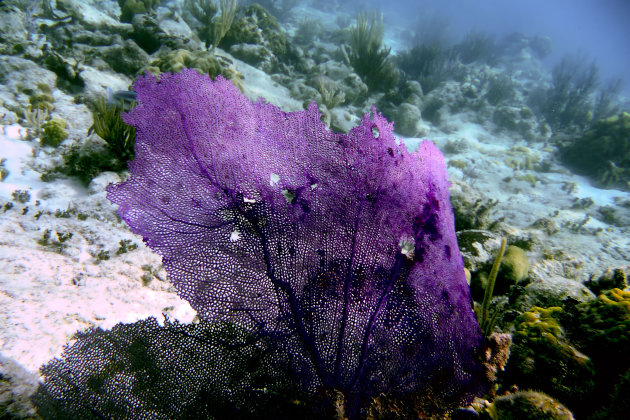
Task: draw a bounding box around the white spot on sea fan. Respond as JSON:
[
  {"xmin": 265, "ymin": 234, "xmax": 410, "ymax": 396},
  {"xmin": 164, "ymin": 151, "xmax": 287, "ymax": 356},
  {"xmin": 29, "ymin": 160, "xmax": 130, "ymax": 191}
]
[{"xmin": 399, "ymin": 237, "xmax": 415, "ymax": 260}]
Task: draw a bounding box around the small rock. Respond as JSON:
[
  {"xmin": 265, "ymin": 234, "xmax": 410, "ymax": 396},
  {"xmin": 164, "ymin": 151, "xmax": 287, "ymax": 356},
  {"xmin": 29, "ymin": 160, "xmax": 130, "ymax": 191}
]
[
  {"xmin": 102, "ymin": 39, "xmax": 150, "ymax": 76},
  {"xmin": 88, "ymin": 172, "xmax": 122, "ymax": 196},
  {"xmin": 490, "ymin": 391, "xmax": 574, "ymax": 420},
  {"xmin": 392, "ymin": 103, "xmax": 423, "ymax": 137},
  {"xmin": 229, "ymin": 43, "xmax": 271, "ymax": 67},
  {"xmin": 517, "ymin": 276, "xmax": 595, "ymax": 310},
  {"xmin": 456, "ymin": 230, "xmax": 503, "ymax": 272}
]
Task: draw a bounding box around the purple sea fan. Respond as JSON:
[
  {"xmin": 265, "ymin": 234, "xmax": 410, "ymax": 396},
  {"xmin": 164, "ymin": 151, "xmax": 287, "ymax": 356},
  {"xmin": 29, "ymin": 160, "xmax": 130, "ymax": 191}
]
[{"xmin": 106, "ymin": 69, "xmax": 487, "ymax": 415}]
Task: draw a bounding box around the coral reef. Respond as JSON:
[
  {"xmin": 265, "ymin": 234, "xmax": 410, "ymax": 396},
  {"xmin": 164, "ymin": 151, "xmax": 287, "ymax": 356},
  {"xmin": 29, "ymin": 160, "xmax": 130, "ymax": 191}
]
[
  {"xmin": 572, "ymin": 288, "xmax": 630, "ymax": 363},
  {"xmin": 559, "ymin": 112, "xmax": 630, "ymax": 190},
  {"xmin": 220, "ymin": 4, "xmax": 286, "ymax": 71},
  {"xmin": 23, "ymin": 107, "xmax": 49, "ymax": 139},
  {"xmin": 44, "ymin": 97, "xmax": 136, "ymax": 185},
  {"xmin": 482, "ymin": 391, "xmax": 574, "ymax": 420},
  {"xmin": 314, "ymin": 76, "xmax": 346, "ymax": 109},
  {"xmin": 584, "ymin": 267, "xmax": 627, "ymax": 295},
  {"xmin": 88, "ymin": 97, "xmax": 136, "ymax": 164},
  {"xmin": 475, "ymin": 237, "xmax": 507, "ymax": 336},
  {"xmin": 183, "ymin": 0, "xmax": 237, "ymax": 50},
  {"xmin": 0, "ymin": 356, "xmax": 39, "ymax": 419},
  {"xmin": 528, "ymin": 53, "xmax": 621, "ymax": 135},
  {"xmin": 397, "ymin": 42, "xmax": 454, "ymax": 94},
  {"xmin": 28, "ymin": 87, "xmax": 54, "ymax": 112},
  {"xmin": 118, "ymin": 0, "xmax": 161, "ymax": 24},
  {"xmin": 210, "ymin": 0, "xmax": 237, "ymax": 52},
  {"xmin": 454, "ymin": 31, "xmax": 497, "ymax": 65},
  {"xmin": 344, "ymin": 13, "xmax": 398, "ymax": 92},
  {"xmin": 40, "ymin": 117, "xmax": 68, "ymax": 147},
  {"xmin": 485, "ymin": 73, "xmax": 516, "ymax": 106},
  {"xmin": 102, "ymin": 39, "xmax": 150, "ymax": 76},
  {"xmin": 147, "ymin": 48, "xmax": 224, "ymax": 77},
  {"xmin": 450, "ymin": 184, "xmax": 501, "ymax": 231},
  {"xmin": 470, "ymin": 242, "xmax": 530, "ymax": 302},
  {"xmin": 503, "ymin": 306, "xmax": 595, "ymax": 409},
  {"xmin": 0, "ymin": 158, "xmax": 9, "ymax": 182},
  {"xmin": 146, "ymin": 48, "xmax": 244, "ymax": 90}
]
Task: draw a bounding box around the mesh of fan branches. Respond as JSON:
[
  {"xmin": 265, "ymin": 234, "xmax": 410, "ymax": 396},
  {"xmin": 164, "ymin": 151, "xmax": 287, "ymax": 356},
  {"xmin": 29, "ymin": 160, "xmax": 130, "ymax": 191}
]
[{"xmin": 34, "ymin": 68, "xmax": 493, "ymax": 419}]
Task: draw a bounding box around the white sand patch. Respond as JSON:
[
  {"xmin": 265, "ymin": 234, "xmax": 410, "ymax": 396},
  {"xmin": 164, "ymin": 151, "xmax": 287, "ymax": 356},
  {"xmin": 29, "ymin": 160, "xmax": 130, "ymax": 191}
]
[
  {"xmin": 0, "ymin": 125, "xmax": 86, "ymax": 210},
  {"xmin": 402, "ymin": 113, "xmax": 629, "ymax": 279},
  {"xmin": 0, "ymin": 127, "xmax": 195, "ymax": 374},
  {"xmin": 221, "ymin": 52, "xmax": 304, "ymax": 112}
]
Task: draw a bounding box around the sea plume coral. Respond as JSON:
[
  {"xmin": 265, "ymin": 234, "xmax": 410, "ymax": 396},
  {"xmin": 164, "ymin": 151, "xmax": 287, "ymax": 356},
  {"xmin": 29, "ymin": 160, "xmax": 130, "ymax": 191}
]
[{"xmin": 102, "ymin": 69, "xmax": 486, "ymax": 416}]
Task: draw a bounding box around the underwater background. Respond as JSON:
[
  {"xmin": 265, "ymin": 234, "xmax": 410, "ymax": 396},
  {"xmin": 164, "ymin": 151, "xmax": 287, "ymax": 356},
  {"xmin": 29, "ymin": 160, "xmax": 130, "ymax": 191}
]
[{"xmin": 0, "ymin": 0, "xmax": 629, "ymax": 419}]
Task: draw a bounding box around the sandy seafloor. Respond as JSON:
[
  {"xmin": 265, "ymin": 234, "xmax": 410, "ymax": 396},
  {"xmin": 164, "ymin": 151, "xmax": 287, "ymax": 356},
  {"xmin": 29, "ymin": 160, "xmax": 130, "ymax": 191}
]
[{"xmin": 0, "ymin": 0, "xmax": 629, "ymax": 400}]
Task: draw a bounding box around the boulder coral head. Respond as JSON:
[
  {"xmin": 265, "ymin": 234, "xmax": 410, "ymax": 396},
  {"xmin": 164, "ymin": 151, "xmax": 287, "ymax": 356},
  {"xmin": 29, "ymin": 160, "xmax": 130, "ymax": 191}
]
[{"xmin": 106, "ymin": 69, "xmax": 488, "ymax": 416}]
